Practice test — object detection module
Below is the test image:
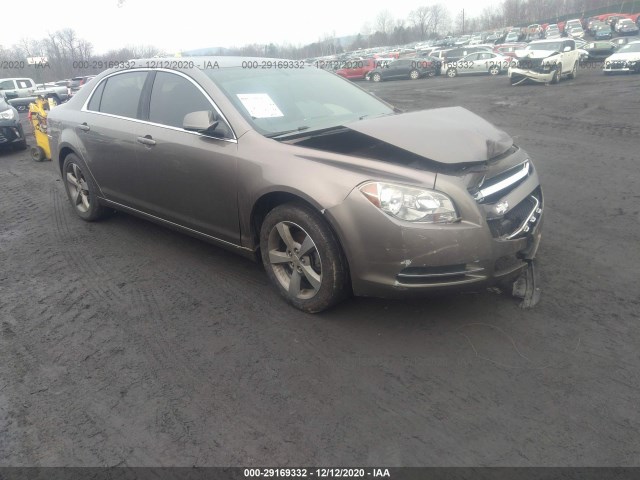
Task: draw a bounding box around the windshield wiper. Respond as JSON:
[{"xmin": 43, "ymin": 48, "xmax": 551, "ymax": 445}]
[{"xmin": 265, "ymin": 126, "xmax": 310, "ymax": 138}]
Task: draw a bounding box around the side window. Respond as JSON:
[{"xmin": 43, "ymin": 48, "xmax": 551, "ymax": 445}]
[
  {"xmin": 87, "ymin": 80, "xmax": 106, "ymax": 111},
  {"xmin": 16, "ymin": 80, "xmax": 32, "ymax": 89},
  {"xmin": 0, "ymin": 80, "xmax": 15, "ymax": 90},
  {"xmin": 149, "ymin": 72, "xmax": 220, "ymax": 131},
  {"xmin": 99, "ymin": 71, "xmax": 147, "ymax": 119}
]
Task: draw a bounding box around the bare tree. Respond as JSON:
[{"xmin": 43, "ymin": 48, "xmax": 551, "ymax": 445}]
[
  {"xmin": 430, "ymin": 4, "xmax": 451, "ymax": 36},
  {"xmin": 410, "ymin": 6, "xmax": 433, "ymax": 40},
  {"xmin": 375, "ymin": 10, "xmax": 395, "ymax": 36}
]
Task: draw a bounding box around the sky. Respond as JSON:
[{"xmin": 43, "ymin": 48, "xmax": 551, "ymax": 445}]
[{"xmin": 0, "ymin": 0, "xmax": 497, "ymax": 54}]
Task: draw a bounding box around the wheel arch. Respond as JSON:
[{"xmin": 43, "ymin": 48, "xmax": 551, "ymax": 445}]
[{"xmin": 249, "ymin": 190, "xmax": 352, "ymax": 280}]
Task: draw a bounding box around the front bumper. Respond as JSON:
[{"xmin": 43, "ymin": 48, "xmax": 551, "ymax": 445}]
[
  {"xmin": 326, "ymin": 158, "xmax": 544, "ymax": 298},
  {"xmin": 508, "ymin": 67, "xmax": 554, "ymax": 83},
  {"xmin": 0, "ymin": 122, "xmax": 26, "ymax": 147},
  {"xmin": 603, "ymin": 61, "xmax": 637, "ymax": 72}
]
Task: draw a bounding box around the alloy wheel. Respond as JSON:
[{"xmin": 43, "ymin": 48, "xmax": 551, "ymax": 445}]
[
  {"xmin": 65, "ymin": 163, "xmax": 91, "ymax": 213},
  {"xmin": 267, "ymin": 221, "xmax": 322, "ymax": 300}
]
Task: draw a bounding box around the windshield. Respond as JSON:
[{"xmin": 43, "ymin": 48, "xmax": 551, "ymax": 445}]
[
  {"xmin": 204, "ymin": 66, "xmax": 394, "ymax": 137},
  {"xmin": 526, "ymin": 42, "xmax": 563, "ymax": 51},
  {"xmin": 619, "ymin": 43, "xmax": 640, "ymax": 53}
]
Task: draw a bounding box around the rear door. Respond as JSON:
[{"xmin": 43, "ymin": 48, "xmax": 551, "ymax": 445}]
[{"xmin": 79, "ymin": 70, "xmax": 147, "ymax": 205}]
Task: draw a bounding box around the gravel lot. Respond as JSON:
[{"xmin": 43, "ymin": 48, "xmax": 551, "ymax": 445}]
[{"xmin": 1, "ymin": 67, "xmax": 639, "ymax": 467}]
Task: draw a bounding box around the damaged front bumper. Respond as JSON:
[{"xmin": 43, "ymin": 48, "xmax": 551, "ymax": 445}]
[
  {"xmin": 325, "ymin": 156, "xmax": 544, "ymax": 303},
  {"xmin": 508, "ymin": 67, "xmax": 555, "ymax": 83}
]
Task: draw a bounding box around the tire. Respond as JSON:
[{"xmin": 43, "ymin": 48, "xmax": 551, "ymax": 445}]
[
  {"xmin": 62, "ymin": 154, "xmax": 110, "ymax": 222},
  {"xmin": 551, "ymin": 63, "xmax": 562, "ymax": 84},
  {"xmin": 260, "ymin": 202, "xmax": 349, "ymax": 313},
  {"xmin": 409, "ymin": 69, "xmax": 420, "ymax": 80},
  {"xmin": 371, "ymin": 72, "xmax": 382, "ymax": 82},
  {"xmin": 489, "ymin": 65, "xmax": 500, "ymax": 76},
  {"xmin": 31, "ymin": 146, "xmax": 46, "ymax": 162},
  {"xmin": 447, "ymin": 67, "xmax": 457, "ymax": 78},
  {"xmin": 567, "ymin": 61, "xmax": 578, "ymax": 79},
  {"xmin": 427, "ymin": 70, "xmax": 436, "ymax": 77},
  {"xmin": 16, "ymin": 139, "xmax": 27, "ymax": 151}
]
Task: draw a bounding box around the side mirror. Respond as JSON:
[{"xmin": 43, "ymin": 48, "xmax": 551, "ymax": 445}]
[
  {"xmin": 183, "ymin": 110, "xmax": 219, "ymax": 134},
  {"xmin": 563, "ymin": 46, "xmax": 572, "ymax": 52}
]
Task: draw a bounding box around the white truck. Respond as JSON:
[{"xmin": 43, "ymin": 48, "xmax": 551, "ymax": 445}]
[
  {"xmin": 0, "ymin": 77, "xmax": 71, "ymax": 109},
  {"xmin": 508, "ymin": 39, "xmax": 581, "ymax": 85}
]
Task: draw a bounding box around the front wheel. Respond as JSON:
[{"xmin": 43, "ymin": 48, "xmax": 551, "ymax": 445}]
[
  {"xmin": 260, "ymin": 203, "xmax": 349, "ymax": 313},
  {"xmin": 62, "ymin": 154, "xmax": 110, "ymax": 221},
  {"xmin": 447, "ymin": 67, "xmax": 458, "ymax": 78},
  {"xmin": 409, "ymin": 69, "xmax": 420, "ymax": 80},
  {"xmin": 551, "ymin": 63, "xmax": 562, "ymax": 84},
  {"xmin": 371, "ymin": 72, "xmax": 382, "ymax": 82}
]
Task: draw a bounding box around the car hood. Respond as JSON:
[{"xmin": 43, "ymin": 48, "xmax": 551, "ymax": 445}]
[
  {"xmin": 515, "ymin": 49, "xmax": 560, "ymax": 59},
  {"xmin": 606, "ymin": 52, "xmax": 640, "ymax": 61},
  {"xmin": 342, "ymin": 106, "xmax": 513, "ymax": 164}
]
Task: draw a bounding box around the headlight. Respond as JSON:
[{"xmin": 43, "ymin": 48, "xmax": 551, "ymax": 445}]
[
  {"xmin": 0, "ymin": 108, "xmax": 15, "ymax": 120},
  {"xmin": 359, "ymin": 182, "xmax": 459, "ymax": 223}
]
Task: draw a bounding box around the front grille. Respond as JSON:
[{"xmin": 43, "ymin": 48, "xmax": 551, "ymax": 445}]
[
  {"xmin": 487, "ymin": 188, "xmax": 542, "ymax": 239},
  {"xmin": 470, "ymin": 160, "xmax": 531, "ymax": 204},
  {"xmin": 0, "ymin": 127, "xmax": 18, "ymax": 144},
  {"xmin": 608, "ymin": 61, "xmax": 626, "ymax": 70}
]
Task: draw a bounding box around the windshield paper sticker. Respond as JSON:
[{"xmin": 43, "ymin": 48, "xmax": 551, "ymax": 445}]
[{"xmin": 237, "ymin": 93, "xmax": 284, "ymax": 118}]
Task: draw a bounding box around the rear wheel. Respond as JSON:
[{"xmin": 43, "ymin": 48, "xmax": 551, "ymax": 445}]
[
  {"xmin": 447, "ymin": 67, "xmax": 458, "ymax": 78},
  {"xmin": 260, "ymin": 203, "xmax": 349, "ymax": 313},
  {"xmin": 489, "ymin": 65, "xmax": 500, "ymax": 75},
  {"xmin": 409, "ymin": 69, "xmax": 420, "ymax": 80},
  {"xmin": 62, "ymin": 154, "xmax": 110, "ymax": 221},
  {"xmin": 567, "ymin": 61, "xmax": 578, "ymax": 79}
]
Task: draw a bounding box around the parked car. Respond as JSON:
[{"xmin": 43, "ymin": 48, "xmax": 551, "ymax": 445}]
[
  {"xmin": 603, "ymin": 40, "xmax": 640, "ymax": 73},
  {"xmin": 444, "ymin": 52, "xmax": 511, "ymax": 77},
  {"xmin": 0, "ymin": 77, "xmax": 37, "ymax": 100},
  {"xmin": 616, "ymin": 18, "xmax": 640, "ymax": 35},
  {"xmin": 567, "ymin": 26, "xmax": 585, "ymax": 39},
  {"xmin": 69, "ymin": 76, "xmax": 96, "ymax": 93},
  {"xmin": 366, "ymin": 58, "xmax": 433, "ymax": 81},
  {"xmin": 494, "ymin": 43, "xmax": 528, "ymax": 58},
  {"xmin": 415, "ymin": 54, "xmax": 442, "ymax": 75},
  {"xmin": 47, "ymin": 57, "xmax": 544, "ymax": 312},
  {"xmin": 504, "ymin": 31, "xmax": 520, "ymax": 43},
  {"xmin": 544, "ymin": 25, "xmax": 562, "ymax": 39},
  {"xmin": 581, "ymin": 41, "xmax": 618, "ymax": 62},
  {"xmin": 611, "ymin": 37, "xmax": 631, "ymax": 48},
  {"xmin": 0, "ymin": 77, "xmax": 70, "ymax": 104},
  {"xmin": 509, "ymin": 38, "xmax": 580, "ymax": 84},
  {"xmin": 0, "ymin": 91, "xmax": 27, "ymax": 151},
  {"xmin": 335, "ymin": 58, "xmax": 379, "ymax": 80},
  {"xmin": 443, "ymin": 46, "xmax": 493, "ymax": 63},
  {"xmin": 594, "ymin": 26, "xmax": 613, "ymax": 40}
]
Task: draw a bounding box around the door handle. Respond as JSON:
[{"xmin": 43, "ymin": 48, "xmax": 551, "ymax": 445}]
[
  {"xmin": 136, "ymin": 135, "xmax": 156, "ymax": 146},
  {"xmin": 78, "ymin": 123, "xmax": 90, "ymax": 132}
]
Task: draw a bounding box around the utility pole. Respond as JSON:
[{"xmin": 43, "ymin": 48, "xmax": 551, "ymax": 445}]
[{"xmin": 462, "ymin": 9, "xmax": 465, "ymax": 35}]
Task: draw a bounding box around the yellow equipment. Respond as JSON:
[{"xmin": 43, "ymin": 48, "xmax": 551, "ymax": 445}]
[{"xmin": 28, "ymin": 95, "xmax": 57, "ymax": 162}]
